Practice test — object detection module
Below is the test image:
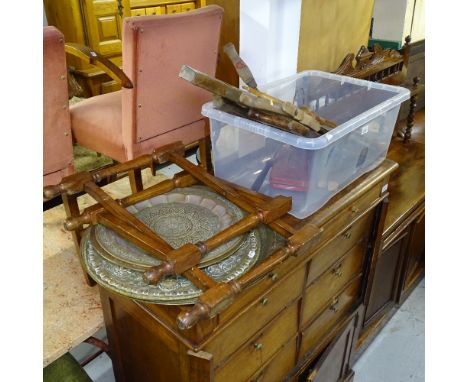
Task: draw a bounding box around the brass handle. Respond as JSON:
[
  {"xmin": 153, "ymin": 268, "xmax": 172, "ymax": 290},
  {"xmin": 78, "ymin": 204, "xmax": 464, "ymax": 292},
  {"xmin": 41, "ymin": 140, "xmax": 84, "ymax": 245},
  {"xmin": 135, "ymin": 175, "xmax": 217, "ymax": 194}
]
[
  {"xmin": 260, "ymin": 297, "xmax": 269, "ymax": 306},
  {"xmin": 351, "ymin": 206, "xmax": 359, "ymax": 214},
  {"xmin": 343, "ymin": 230, "xmax": 352, "ymax": 239},
  {"xmin": 329, "ymin": 298, "xmax": 339, "ymax": 313},
  {"xmin": 254, "ymin": 343, "xmax": 263, "ymax": 350},
  {"xmin": 269, "ymin": 272, "xmax": 278, "ymax": 282},
  {"xmin": 331, "ymin": 264, "xmax": 343, "ymax": 277}
]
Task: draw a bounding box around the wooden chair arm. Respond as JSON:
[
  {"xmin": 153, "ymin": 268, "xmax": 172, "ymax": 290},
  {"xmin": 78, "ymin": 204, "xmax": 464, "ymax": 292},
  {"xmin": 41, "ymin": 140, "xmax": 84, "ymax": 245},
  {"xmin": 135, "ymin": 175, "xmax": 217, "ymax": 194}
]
[{"xmin": 65, "ymin": 43, "xmax": 133, "ymax": 89}]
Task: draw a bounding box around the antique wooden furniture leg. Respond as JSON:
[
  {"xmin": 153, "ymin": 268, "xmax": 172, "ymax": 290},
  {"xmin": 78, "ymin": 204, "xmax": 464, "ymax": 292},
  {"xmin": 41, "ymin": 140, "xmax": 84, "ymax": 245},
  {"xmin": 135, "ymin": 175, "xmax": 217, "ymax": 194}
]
[
  {"xmin": 61, "ymin": 193, "xmax": 95, "ymax": 286},
  {"xmin": 403, "ymin": 76, "xmax": 420, "ymax": 143}
]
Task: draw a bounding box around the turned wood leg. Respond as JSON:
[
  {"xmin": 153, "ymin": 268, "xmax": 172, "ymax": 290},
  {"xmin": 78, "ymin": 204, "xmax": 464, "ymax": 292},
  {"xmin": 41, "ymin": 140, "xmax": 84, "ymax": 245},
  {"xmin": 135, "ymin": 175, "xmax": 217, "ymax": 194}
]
[
  {"xmin": 62, "ymin": 193, "xmax": 96, "ymax": 286},
  {"xmin": 404, "ymin": 76, "xmax": 420, "ymax": 143}
]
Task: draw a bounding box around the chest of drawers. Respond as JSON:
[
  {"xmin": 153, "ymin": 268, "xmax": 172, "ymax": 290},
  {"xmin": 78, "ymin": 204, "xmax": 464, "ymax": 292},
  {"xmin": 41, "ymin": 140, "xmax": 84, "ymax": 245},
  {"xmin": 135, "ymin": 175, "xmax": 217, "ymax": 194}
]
[{"xmin": 99, "ymin": 159, "xmax": 397, "ymax": 382}]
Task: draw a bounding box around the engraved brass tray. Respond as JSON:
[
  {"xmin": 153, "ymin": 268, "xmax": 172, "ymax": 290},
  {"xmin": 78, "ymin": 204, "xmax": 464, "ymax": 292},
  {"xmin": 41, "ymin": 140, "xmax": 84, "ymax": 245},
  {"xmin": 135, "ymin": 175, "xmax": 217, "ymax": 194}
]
[
  {"xmin": 94, "ymin": 187, "xmax": 246, "ymax": 270},
  {"xmin": 82, "ymin": 224, "xmax": 281, "ymax": 304}
]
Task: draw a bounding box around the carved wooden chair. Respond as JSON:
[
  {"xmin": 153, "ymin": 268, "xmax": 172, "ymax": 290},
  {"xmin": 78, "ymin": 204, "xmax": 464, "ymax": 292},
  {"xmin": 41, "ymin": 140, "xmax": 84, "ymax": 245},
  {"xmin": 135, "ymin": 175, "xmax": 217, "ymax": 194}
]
[
  {"xmin": 334, "ymin": 36, "xmax": 424, "ymax": 142},
  {"xmin": 43, "ymin": 26, "xmax": 75, "ymax": 187},
  {"xmin": 65, "ymin": 6, "xmax": 223, "ymax": 191}
]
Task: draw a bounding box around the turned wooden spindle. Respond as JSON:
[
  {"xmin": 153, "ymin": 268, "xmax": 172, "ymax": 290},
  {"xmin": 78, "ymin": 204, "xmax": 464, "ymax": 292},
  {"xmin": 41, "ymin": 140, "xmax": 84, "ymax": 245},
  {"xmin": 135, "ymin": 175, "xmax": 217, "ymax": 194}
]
[
  {"xmin": 63, "ymin": 172, "xmax": 197, "ymax": 232},
  {"xmin": 43, "ymin": 154, "xmax": 157, "ymax": 200},
  {"xmin": 143, "ymin": 196, "xmax": 292, "ymax": 285},
  {"xmin": 404, "ymin": 76, "xmax": 420, "ymax": 143},
  {"xmin": 177, "ymin": 282, "xmax": 242, "ymax": 330},
  {"xmin": 176, "ymin": 222, "xmax": 321, "ymax": 329}
]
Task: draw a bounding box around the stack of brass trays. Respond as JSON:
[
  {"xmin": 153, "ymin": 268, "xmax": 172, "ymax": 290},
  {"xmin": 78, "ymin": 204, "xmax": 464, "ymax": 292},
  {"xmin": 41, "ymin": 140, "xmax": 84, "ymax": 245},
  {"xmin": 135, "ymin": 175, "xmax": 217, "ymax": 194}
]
[{"xmin": 81, "ymin": 186, "xmax": 282, "ymax": 305}]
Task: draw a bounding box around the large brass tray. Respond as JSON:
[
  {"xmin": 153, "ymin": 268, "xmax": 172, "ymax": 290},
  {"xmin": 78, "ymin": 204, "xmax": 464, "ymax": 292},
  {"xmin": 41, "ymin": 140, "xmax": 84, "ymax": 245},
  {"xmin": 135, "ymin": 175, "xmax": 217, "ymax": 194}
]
[
  {"xmin": 94, "ymin": 187, "xmax": 246, "ymax": 270},
  {"xmin": 82, "ymin": 225, "xmax": 280, "ymax": 304}
]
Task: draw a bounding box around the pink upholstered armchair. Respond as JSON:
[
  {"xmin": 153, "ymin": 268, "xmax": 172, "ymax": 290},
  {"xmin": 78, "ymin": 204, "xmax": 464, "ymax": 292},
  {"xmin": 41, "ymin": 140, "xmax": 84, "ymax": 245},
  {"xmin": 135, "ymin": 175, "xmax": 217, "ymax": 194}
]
[
  {"xmin": 68, "ymin": 6, "xmax": 223, "ymax": 172},
  {"xmin": 43, "ymin": 26, "xmax": 74, "ymax": 187}
]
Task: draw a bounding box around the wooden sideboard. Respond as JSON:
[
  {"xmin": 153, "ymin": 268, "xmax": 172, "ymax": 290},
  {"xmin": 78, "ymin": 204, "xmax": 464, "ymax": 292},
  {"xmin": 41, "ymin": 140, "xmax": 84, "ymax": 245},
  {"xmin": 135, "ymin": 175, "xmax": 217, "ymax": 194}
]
[
  {"xmin": 356, "ymin": 137, "xmax": 425, "ymax": 353},
  {"xmin": 99, "ymin": 159, "xmax": 398, "ymax": 382}
]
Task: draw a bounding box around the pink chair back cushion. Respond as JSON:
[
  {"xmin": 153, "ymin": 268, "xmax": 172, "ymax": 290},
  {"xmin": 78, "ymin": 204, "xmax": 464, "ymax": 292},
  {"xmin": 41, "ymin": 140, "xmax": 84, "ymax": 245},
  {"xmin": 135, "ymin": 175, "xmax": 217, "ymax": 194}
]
[
  {"xmin": 121, "ymin": 5, "xmax": 223, "ymax": 154},
  {"xmin": 43, "ymin": 26, "xmax": 74, "ymax": 176}
]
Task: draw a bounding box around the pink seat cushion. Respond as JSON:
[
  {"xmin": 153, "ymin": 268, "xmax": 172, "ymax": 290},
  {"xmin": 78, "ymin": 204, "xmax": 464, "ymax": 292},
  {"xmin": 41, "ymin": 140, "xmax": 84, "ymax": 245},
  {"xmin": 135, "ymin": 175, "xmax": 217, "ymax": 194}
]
[{"xmin": 70, "ymin": 91, "xmax": 126, "ymax": 162}]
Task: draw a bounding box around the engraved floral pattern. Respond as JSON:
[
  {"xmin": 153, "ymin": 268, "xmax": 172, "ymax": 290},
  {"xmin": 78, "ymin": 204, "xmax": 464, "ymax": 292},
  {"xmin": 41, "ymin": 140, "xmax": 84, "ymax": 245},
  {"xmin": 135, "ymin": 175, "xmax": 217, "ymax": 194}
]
[
  {"xmin": 82, "ymin": 228, "xmax": 263, "ymax": 304},
  {"xmin": 94, "ymin": 187, "xmax": 246, "ymax": 270}
]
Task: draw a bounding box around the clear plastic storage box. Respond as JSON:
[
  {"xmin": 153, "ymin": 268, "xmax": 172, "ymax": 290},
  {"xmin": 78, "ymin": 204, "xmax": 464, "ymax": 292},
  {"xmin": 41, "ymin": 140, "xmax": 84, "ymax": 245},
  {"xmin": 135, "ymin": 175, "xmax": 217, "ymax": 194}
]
[{"xmin": 202, "ymin": 70, "xmax": 410, "ymax": 219}]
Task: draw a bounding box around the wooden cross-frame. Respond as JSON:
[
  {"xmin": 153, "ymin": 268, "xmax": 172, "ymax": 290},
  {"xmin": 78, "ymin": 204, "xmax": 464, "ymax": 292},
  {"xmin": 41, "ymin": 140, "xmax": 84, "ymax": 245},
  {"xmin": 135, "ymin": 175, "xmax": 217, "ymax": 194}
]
[{"xmin": 43, "ymin": 142, "xmax": 322, "ymax": 329}]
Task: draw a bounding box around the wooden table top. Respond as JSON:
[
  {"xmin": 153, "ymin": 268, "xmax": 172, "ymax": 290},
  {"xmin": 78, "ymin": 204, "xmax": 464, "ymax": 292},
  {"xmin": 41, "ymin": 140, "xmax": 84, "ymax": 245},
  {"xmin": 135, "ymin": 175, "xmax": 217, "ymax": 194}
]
[
  {"xmin": 43, "ymin": 170, "xmax": 168, "ymax": 367},
  {"xmin": 384, "ymin": 138, "xmax": 425, "ymax": 236}
]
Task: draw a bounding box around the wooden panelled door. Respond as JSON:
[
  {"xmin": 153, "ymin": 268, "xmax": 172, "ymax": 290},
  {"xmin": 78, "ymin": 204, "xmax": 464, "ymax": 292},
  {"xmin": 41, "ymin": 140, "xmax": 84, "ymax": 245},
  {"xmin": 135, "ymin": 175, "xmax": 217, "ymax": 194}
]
[
  {"xmin": 81, "ymin": 0, "xmax": 130, "ymax": 58},
  {"xmin": 300, "ymin": 310, "xmax": 360, "ymax": 382}
]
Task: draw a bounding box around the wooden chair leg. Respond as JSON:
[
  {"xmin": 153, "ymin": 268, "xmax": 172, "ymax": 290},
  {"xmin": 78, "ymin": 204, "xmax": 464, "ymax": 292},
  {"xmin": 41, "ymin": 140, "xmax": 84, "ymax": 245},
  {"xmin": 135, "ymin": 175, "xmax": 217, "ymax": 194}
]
[{"xmin": 129, "ymin": 168, "xmax": 144, "ymax": 194}]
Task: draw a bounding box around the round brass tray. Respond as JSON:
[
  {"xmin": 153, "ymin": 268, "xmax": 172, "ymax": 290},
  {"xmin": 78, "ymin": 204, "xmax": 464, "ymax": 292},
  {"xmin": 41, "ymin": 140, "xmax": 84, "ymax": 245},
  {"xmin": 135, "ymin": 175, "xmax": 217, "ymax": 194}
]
[
  {"xmin": 81, "ymin": 226, "xmax": 264, "ymax": 305},
  {"xmin": 94, "ymin": 187, "xmax": 246, "ymax": 270}
]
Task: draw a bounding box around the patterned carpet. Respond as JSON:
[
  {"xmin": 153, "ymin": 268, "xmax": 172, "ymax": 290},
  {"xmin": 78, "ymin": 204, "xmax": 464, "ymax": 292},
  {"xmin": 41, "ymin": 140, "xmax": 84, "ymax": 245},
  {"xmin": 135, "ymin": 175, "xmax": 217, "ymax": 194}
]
[{"xmin": 73, "ymin": 145, "xmax": 113, "ymax": 173}]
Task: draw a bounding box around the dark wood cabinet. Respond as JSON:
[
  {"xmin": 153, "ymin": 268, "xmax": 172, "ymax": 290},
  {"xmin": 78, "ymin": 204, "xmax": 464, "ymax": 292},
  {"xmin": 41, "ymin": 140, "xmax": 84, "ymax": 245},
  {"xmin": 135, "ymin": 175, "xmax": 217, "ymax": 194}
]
[
  {"xmin": 357, "ymin": 138, "xmax": 424, "ymax": 351},
  {"xmin": 364, "ymin": 227, "xmax": 408, "ymax": 327},
  {"xmin": 298, "ymin": 308, "xmax": 361, "ymax": 382},
  {"xmin": 398, "ymin": 206, "xmax": 425, "ymax": 303}
]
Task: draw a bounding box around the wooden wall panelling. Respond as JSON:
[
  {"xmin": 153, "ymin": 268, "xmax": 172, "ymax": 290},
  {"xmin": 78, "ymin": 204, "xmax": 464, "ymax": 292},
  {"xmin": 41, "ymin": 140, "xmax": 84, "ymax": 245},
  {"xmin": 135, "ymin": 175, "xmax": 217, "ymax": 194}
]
[
  {"xmin": 297, "ymin": 0, "xmax": 375, "ymax": 72},
  {"xmin": 44, "ymin": 0, "xmax": 89, "ymax": 71}
]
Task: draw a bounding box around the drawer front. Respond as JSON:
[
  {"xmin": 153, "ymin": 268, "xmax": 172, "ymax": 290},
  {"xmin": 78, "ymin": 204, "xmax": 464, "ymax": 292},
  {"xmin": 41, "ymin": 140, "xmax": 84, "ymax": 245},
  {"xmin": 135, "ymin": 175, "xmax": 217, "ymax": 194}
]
[
  {"xmin": 207, "ymin": 265, "xmax": 305, "ymax": 363},
  {"xmin": 215, "ymin": 303, "xmax": 297, "ymax": 382},
  {"xmin": 300, "ymin": 277, "xmax": 361, "ymax": 358},
  {"xmin": 303, "ymin": 243, "xmax": 365, "ymax": 324},
  {"xmin": 180, "ymin": 1, "xmax": 196, "ymax": 12},
  {"xmin": 248, "ymin": 337, "xmax": 297, "ymax": 382},
  {"xmin": 307, "ymin": 211, "xmax": 373, "ymax": 286},
  {"xmin": 166, "ymin": 4, "xmax": 181, "ymax": 13},
  {"xmin": 316, "ymin": 181, "xmax": 382, "ymax": 245},
  {"xmin": 145, "ymin": 6, "xmax": 165, "ymax": 15},
  {"xmin": 131, "ymin": 8, "xmax": 146, "ymax": 16}
]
